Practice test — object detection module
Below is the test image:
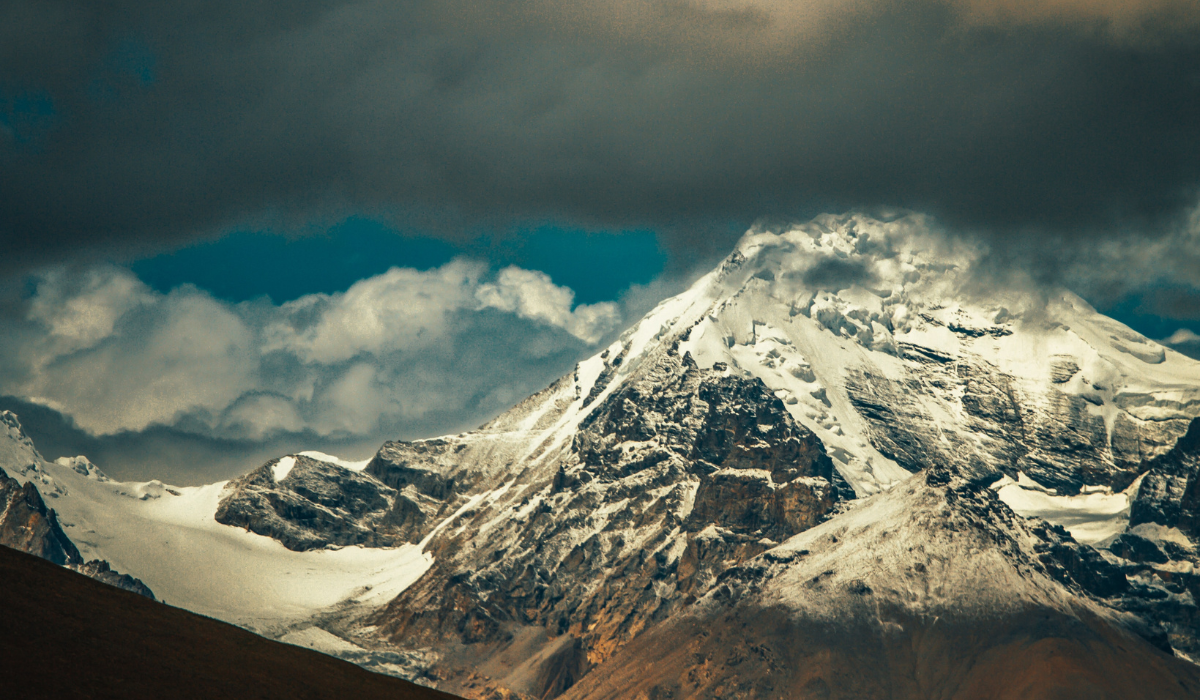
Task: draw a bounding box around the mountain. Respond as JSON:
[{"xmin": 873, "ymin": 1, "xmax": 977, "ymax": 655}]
[
  {"xmin": 6, "ymin": 213, "xmax": 1200, "ymax": 698},
  {"xmin": 1, "ymin": 467, "xmax": 80, "ymax": 566},
  {"xmin": 567, "ymin": 468, "xmax": 1200, "ymax": 700},
  {"xmin": 0, "ymin": 412, "xmax": 154, "ymax": 598},
  {"xmin": 0, "ymin": 544, "xmax": 461, "ymax": 700}
]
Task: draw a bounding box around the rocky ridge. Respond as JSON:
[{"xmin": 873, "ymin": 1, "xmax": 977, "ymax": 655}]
[
  {"xmin": 0, "ymin": 412, "xmax": 155, "ymax": 599},
  {"xmin": 369, "ymin": 348, "xmax": 840, "ymax": 694},
  {"xmin": 1101, "ymin": 416, "xmax": 1200, "ymax": 658},
  {"xmin": 215, "ymin": 454, "xmax": 446, "ymax": 551},
  {"xmin": 564, "ymin": 470, "xmax": 1200, "ymax": 700},
  {"xmin": 0, "ymin": 468, "xmax": 81, "ymax": 566}
]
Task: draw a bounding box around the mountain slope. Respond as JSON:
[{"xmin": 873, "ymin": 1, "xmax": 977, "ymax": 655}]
[
  {"xmin": 1, "ymin": 413, "xmax": 154, "ymax": 597},
  {"xmin": 566, "ymin": 470, "xmax": 1200, "ymax": 700},
  {"xmin": 344, "ymin": 214, "xmax": 1200, "ymax": 696},
  {"xmin": 0, "ymin": 469, "xmax": 81, "ymax": 566},
  {"xmin": 0, "ymin": 544, "xmax": 460, "ymax": 700}
]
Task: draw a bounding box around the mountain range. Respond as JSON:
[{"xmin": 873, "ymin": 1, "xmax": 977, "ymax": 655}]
[{"xmin": 4, "ymin": 213, "xmax": 1200, "ymax": 698}]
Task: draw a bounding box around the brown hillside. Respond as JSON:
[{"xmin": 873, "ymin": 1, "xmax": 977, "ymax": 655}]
[
  {"xmin": 0, "ymin": 545, "xmax": 461, "ymax": 700},
  {"xmin": 566, "ymin": 604, "xmax": 1200, "ymax": 700}
]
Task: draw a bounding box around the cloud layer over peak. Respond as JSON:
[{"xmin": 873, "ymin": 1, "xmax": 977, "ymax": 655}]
[{"xmin": 2, "ymin": 0, "xmax": 1199, "ymax": 303}]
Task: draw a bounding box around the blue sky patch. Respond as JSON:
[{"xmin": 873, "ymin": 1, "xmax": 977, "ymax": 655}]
[{"xmin": 129, "ymin": 217, "xmax": 667, "ymax": 305}]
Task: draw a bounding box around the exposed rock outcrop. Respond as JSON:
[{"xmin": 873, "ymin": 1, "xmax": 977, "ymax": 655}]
[
  {"xmin": 1130, "ymin": 417, "xmax": 1200, "ymax": 538},
  {"xmin": 215, "ymin": 454, "xmax": 451, "ymax": 551},
  {"xmin": 367, "ymin": 442, "xmax": 458, "ymax": 500},
  {"xmin": 0, "ymin": 470, "xmax": 81, "ymax": 566},
  {"xmin": 563, "ymin": 472, "xmax": 1200, "ymax": 700},
  {"xmin": 688, "ymin": 471, "xmax": 835, "ymax": 541},
  {"xmin": 369, "ymin": 348, "xmax": 839, "ymax": 698},
  {"xmin": 1077, "ymin": 417, "xmax": 1200, "ymax": 657},
  {"xmin": 70, "ymin": 559, "xmax": 157, "ymax": 599},
  {"xmin": 845, "ymin": 352, "xmax": 1186, "ymax": 495},
  {"xmin": 1, "ymin": 464, "xmax": 155, "ymax": 598}
]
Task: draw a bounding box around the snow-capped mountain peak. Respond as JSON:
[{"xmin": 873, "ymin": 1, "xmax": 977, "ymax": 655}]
[{"xmin": 6, "ymin": 214, "xmax": 1200, "ymax": 697}]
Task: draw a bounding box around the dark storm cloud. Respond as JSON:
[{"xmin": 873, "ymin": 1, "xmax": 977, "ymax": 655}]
[
  {"xmin": 802, "ymin": 256, "xmax": 874, "ymax": 291},
  {"xmin": 2, "ymin": 0, "xmax": 1200, "ymax": 282},
  {"xmin": 1145, "ymin": 288, "xmax": 1200, "ymax": 321}
]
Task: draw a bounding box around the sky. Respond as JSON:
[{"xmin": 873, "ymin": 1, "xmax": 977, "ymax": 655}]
[{"xmin": 2, "ymin": 0, "xmax": 1200, "ymax": 483}]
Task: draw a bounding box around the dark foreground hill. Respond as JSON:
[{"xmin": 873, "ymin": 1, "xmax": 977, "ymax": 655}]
[{"xmin": 0, "ymin": 545, "xmax": 460, "ymax": 700}]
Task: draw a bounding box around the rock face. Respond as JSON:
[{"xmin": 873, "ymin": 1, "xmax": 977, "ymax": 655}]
[
  {"xmin": 215, "ymin": 454, "xmax": 454, "ymax": 551},
  {"xmin": 368, "ymin": 348, "xmax": 839, "ymax": 698},
  {"xmin": 1130, "ymin": 417, "xmax": 1200, "ymax": 538},
  {"xmin": 0, "ymin": 469, "xmax": 81, "ymax": 566},
  {"xmin": 688, "ymin": 471, "xmax": 835, "ymax": 541},
  {"xmin": 1087, "ymin": 416, "xmax": 1200, "ymax": 657},
  {"xmin": 572, "ymin": 358, "xmax": 835, "ymax": 487},
  {"xmin": 563, "ymin": 472, "xmax": 1200, "ymax": 700},
  {"xmin": 1, "ymin": 462, "xmax": 155, "ymax": 599},
  {"xmin": 367, "ymin": 443, "xmax": 459, "ymax": 500},
  {"xmin": 71, "ymin": 559, "xmax": 157, "ymax": 599},
  {"xmin": 845, "ymin": 350, "xmax": 1185, "ymax": 495}
]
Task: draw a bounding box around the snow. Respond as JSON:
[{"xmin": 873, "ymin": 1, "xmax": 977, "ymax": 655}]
[
  {"xmin": 54, "ymin": 455, "xmax": 108, "ymax": 480},
  {"xmin": 670, "ymin": 216, "xmax": 1200, "ymax": 500},
  {"xmin": 0, "ymin": 411, "xmax": 47, "ymax": 485},
  {"xmin": 298, "ymin": 451, "xmax": 371, "ymax": 472},
  {"xmin": 574, "ymin": 343, "xmax": 618, "ymax": 403},
  {"xmin": 995, "ymin": 472, "xmax": 1143, "ymax": 545},
  {"xmin": 753, "ymin": 480, "xmax": 1087, "ymax": 620},
  {"xmin": 455, "ymin": 213, "xmax": 1200, "ymax": 504},
  {"xmin": 272, "ymin": 456, "xmax": 296, "ymax": 482},
  {"xmin": 36, "ymin": 458, "xmax": 438, "ymax": 635},
  {"xmin": 279, "ymin": 627, "xmax": 367, "ymax": 655}
]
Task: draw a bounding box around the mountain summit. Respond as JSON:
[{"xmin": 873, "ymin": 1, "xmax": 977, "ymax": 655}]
[{"xmin": 6, "ymin": 214, "xmax": 1200, "ymax": 698}]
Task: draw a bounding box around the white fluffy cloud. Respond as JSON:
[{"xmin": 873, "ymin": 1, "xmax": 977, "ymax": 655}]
[
  {"xmin": 26, "ymin": 266, "xmax": 154, "ymax": 360},
  {"xmin": 25, "ymin": 283, "xmax": 259, "ymax": 435},
  {"xmin": 1166, "ymin": 328, "xmax": 1200, "ymax": 345},
  {"xmin": 264, "ymin": 261, "xmax": 484, "ymax": 364},
  {"xmin": 265, "ymin": 260, "xmax": 620, "ymax": 362},
  {"xmin": 7, "ymin": 260, "xmax": 624, "ymax": 440},
  {"xmin": 476, "ymin": 266, "xmax": 621, "ymax": 344}
]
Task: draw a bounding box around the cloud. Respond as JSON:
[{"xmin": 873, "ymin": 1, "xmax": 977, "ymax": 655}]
[
  {"xmin": 26, "ymin": 266, "xmax": 154, "ymax": 358},
  {"xmin": 950, "ymin": 0, "xmax": 1200, "ymax": 36},
  {"xmin": 1, "ymin": 0, "xmax": 1199, "ymax": 310},
  {"xmin": 476, "ymin": 266, "xmax": 621, "ymax": 344},
  {"xmin": 5, "ymin": 259, "xmax": 621, "ymax": 442},
  {"xmin": 1043, "ymin": 201, "xmax": 1200, "ymax": 308},
  {"xmin": 1166, "ymin": 328, "xmax": 1200, "ymax": 345},
  {"xmin": 1164, "ymin": 327, "xmax": 1200, "ymax": 361},
  {"xmin": 265, "ymin": 260, "xmax": 619, "ymax": 363},
  {"xmin": 801, "ymin": 256, "xmax": 875, "ymax": 291},
  {"xmin": 263, "ymin": 261, "xmax": 484, "ymax": 364},
  {"xmin": 27, "ymin": 281, "xmax": 258, "ymax": 435}
]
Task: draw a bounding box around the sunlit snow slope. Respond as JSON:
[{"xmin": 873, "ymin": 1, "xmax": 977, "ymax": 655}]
[{"xmin": 0, "ymin": 428, "xmax": 435, "ymax": 635}]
